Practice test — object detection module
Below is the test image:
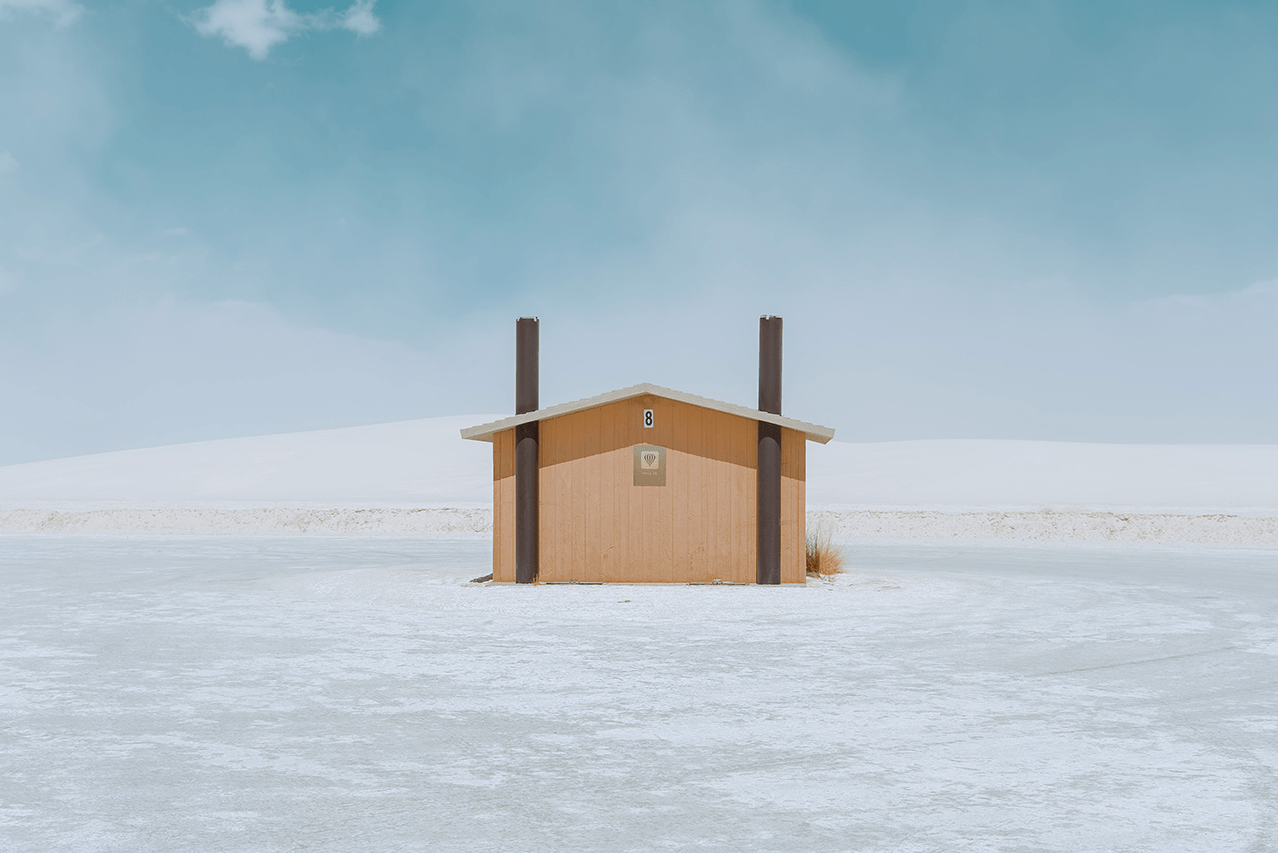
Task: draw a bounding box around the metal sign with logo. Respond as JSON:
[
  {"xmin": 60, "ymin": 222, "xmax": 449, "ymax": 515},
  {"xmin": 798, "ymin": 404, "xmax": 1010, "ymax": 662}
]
[{"xmin": 632, "ymin": 445, "xmax": 667, "ymax": 486}]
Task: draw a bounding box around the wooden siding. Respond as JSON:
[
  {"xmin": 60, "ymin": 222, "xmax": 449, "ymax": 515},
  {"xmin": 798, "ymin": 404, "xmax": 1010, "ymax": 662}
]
[
  {"xmin": 491, "ymin": 394, "xmax": 807, "ymax": 584},
  {"xmin": 492, "ymin": 429, "xmax": 516, "ymax": 583},
  {"xmin": 780, "ymin": 426, "xmax": 806, "ymax": 584}
]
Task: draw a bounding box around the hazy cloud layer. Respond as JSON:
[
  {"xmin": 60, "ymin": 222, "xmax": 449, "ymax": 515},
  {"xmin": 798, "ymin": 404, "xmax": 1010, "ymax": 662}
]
[
  {"xmin": 2, "ymin": 1, "xmax": 1277, "ymax": 463},
  {"xmin": 192, "ymin": 0, "xmax": 380, "ymax": 60},
  {"xmin": 0, "ymin": 0, "xmax": 81, "ymax": 27}
]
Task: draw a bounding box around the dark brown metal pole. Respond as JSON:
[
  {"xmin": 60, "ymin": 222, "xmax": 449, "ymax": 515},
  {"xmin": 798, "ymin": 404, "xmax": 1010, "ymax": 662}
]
[
  {"xmin": 515, "ymin": 317, "xmax": 539, "ymax": 584},
  {"xmin": 757, "ymin": 315, "xmax": 782, "ymax": 585}
]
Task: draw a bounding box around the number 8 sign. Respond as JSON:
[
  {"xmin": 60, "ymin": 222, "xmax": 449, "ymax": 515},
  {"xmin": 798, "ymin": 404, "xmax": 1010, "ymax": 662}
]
[{"xmin": 643, "ymin": 409, "xmax": 654, "ymax": 428}]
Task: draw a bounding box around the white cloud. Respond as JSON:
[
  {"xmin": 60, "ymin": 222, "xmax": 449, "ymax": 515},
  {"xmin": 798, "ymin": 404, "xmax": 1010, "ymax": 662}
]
[
  {"xmin": 0, "ymin": 0, "xmax": 82, "ymax": 27},
  {"xmin": 192, "ymin": 0, "xmax": 380, "ymax": 60},
  {"xmin": 341, "ymin": 0, "xmax": 380, "ymax": 36},
  {"xmin": 0, "ymin": 151, "xmax": 17, "ymax": 172},
  {"xmin": 1239, "ymin": 278, "xmax": 1278, "ymax": 297},
  {"xmin": 193, "ymin": 0, "xmax": 300, "ymax": 60}
]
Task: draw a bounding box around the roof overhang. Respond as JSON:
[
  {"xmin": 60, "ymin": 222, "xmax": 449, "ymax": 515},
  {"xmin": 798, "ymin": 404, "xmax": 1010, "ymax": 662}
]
[{"xmin": 460, "ymin": 383, "xmax": 835, "ymax": 444}]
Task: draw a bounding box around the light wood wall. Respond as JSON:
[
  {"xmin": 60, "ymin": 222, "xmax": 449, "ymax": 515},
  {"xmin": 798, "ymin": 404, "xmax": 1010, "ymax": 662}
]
[
  {"xmin": 491, "ymin": 429, "xmax": 517, "ymax": 583},
  {"xmin": 491, "ymin": 394, "xmax": 806, "ymax": 583},
  {"xmin": 781, "ymin": 419, "xmax": 805, "ymax": 584}
]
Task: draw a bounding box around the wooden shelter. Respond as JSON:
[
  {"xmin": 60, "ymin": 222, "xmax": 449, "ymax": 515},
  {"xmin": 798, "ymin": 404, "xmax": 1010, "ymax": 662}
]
[{"xmin": 461, "ymin": 318, "xmax": 835, "ymax": 584}]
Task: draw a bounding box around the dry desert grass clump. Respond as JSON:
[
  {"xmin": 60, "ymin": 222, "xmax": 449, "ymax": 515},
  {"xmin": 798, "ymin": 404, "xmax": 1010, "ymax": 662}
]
[{"xmin": 805, "ymin": 528, "xmax": 844, "ymax": 578}]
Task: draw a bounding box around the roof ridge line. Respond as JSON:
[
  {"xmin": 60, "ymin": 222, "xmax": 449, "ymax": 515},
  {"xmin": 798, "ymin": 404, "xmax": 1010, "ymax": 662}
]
[{"xmin": 460, "ymin": 383, "xmax": 834, "ymax": 444}]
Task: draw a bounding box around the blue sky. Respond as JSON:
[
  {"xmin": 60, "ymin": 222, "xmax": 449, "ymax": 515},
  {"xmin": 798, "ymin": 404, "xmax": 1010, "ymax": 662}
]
[{"xmin": 2, "ymin": 0, "xmax": 1277, "ymax": 464}]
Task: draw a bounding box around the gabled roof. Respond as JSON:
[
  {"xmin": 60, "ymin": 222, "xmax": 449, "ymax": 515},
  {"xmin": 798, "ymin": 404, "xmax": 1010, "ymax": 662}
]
[{"xmin": 460, "ymin": 383, "xmax": 835, "ymax": 444}]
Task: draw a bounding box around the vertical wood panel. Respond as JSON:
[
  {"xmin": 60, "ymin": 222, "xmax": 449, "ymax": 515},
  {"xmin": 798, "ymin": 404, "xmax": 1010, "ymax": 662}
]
[
  {"xmin": 602, "ymin": 407, "xmax": 614, "ymax": 583},
  {"xmin": 652, "ymin": 395, "xmax": 665, "ymax": 580},
  {"xmin": 587, "ymin": 404, "xmax": 603, "ymax": 583},
  {"xmin": 792, "ymin": 444, "xmax": 803, "ymax": 583},
  {"xmin": 491, "ymin": 438, "xmax": 502, "ymax": 582},
  {"xmin": 546, "ymin": 420, "xmax": 559, "ymax": 582},
  {"xmin": 628, "ymin": 398, "xmax": 645, "ymax": 579},
  {"xmin": 493, "ymin": 430, "xmax": 516, "ymax": 583},
  {"xmin": 781, "ymin": 443, "xmax": 797, "ymax": 583},
  {"xmin": 562, "ymin": 418, "xmax": 573, "ymax": 582},
  {"xmin": 779, "ymin": 427, "xmax": 792, "ymax": 583},
  {"xmin": 649, "ymin": 397, "xmax": 663, "ymax": 582},
  {"xmin": 715, "ymin": 413, "xmax": 731, "ymax": 581},
  {"xmin": 725, "ymin": 414, "xmax": 737, "ymax": 582},
  {"xmin": 694, "ymin": 405, "xmax": 711, "ymax": 582},
  {"xmin": 612, "ymin": 402, "xmax": 623, "ymax": 580},
  {"xmin": 698, "ymin": 404, "xmax": 715, "ymax": 580},
  {"xmin": 741, "ymin": 417, "xmax": 758, "ymax": 585},
  {"xmin": 645, "ymin": 395, "xmax": 659, "ymax": 579},
  {"xmin": 635, "ymin": 397, "xmax": 648, "ymax": 578},
  {"xmin": 780, "ymin": 427, "xmax": 806, "ymax": 584},
  {"xmin": 792, "ymin": 431, "xmax": 803, "ymax": 583},
  {"xmin": 685, "ymin": 404, "xmax": 705, "ymax": 582},
  {"xmin": 675, "ymin": 403, "xmax": 688, "ymax": 580},
  {"xmin": 596, "ymin": 402, "xmax": 611, "ymax": 583},
  {"xmin": 659, "ymin": 399, "xmax": 676, "ymax": 583},
  {"xmin": 571, "ymin": 411, "xmax": 586, "ymax": 581},
  {"xmin": 732, "ymin": 416, "xmax": 748, "ymax": 583},
  {"xmin": 614, "ymin": 402, "xmax": 628, "ymax": 584},
  {"xmin": 605, "ymin": 403, "xmax": 622, "ymax": 584},
  {"xmin": 557, "ymin": 418, "xmax": 572, "ymax": 582},
  {"xmin": 745, "ymin": 418, "xmax": 755, "ymax": 583},
  {"xmin": 537, "ymin": 422, "xmax": 552, "ymax": 582},
  {"xmin": 726, "ymin": 414, "xmax": 738, "ymax": 580},
  {"xmin": 558, "ymin": 417, "xmax": 572, "ymax": 582},
  {"xmin": 535, "ymin": 423, "xmax": 549, "ymax": 581},
  {"xmin": 542, "ymin": 419, "xmax": 564, "ymax": 582},
  {"xmin": 794, "ymin": 429, "xmax": 805, "ymax": 584},
  {"xmin": 716, "ymin": 410, "xmax": 732, "ymax": 581},
  {"xmin": 562, "ymin": 418, "xmax": 575, "ymax": 583}
]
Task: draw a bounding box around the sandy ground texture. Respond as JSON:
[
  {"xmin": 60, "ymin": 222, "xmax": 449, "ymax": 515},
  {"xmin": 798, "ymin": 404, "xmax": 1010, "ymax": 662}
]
[
  {"xmin": 0, "ymin": 505, "xmax": 494, "ymax": 535},
  {"xmin": 2, "ymin": 536, "xmax": 1276, "ymax": 852},
  {"xmin": 3, "ymin": 505, "xmax": 1278, "ymax": 548},
  {"xmin": 806, "ymin": 507, "xmax": 1278, "ymax": 548}
]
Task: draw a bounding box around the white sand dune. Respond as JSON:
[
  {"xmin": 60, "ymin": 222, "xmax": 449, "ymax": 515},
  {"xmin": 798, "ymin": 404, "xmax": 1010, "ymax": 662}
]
[
  {"xmin": 0, "ymin": 415, "xmax": 499, "ymax": 507},
  {"xmin": 804, "ymin": 439, "xmax": 1278, "ymax": 547},
  {"xmin": 808, "ymin": 439, "xmax": 1278, "ymax": 509},
  {"xmin": 1, "ymin": 416, "xmax": 1276, "ymax": 545}
]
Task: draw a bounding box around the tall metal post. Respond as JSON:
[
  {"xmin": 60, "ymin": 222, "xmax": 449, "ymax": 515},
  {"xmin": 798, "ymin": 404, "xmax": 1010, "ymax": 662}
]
[
  {"xmin": 515, "ymin": 317, "xmax": 539, "ymax": 584},
  {"xmin": 757, "ymin": 315, "xmax": 783, "ymax": 585}
]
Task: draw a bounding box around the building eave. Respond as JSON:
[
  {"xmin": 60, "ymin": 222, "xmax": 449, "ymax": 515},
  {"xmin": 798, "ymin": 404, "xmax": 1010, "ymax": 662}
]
[{"xmin": 460, "ymin": 383, "xmax": 835, "ymax": 444}]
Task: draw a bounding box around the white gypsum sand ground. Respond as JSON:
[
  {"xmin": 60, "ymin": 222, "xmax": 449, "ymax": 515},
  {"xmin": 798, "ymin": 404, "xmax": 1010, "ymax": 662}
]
[
  {"xmin": 4, "ymin": 424, "xmax": 1276, "ymax": 850},
  {"xmin": 2, "ymin": 537, "xmax": 1275, "ymax": 852},
  {"xmin": 1, "ymin": 415, "xmax": 1277, "ymax": 545}
]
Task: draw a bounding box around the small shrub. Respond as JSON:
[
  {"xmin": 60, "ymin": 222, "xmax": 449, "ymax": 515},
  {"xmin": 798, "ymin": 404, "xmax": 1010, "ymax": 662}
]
[{"xmin": 806, "ymin": 528, "xmax": 844, "ymax": 577}]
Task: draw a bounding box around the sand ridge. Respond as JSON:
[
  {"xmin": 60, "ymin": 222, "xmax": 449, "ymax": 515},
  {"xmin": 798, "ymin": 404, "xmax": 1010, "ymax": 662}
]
[{"xmin": 3, "ymin": 415, "xmax": 1277, "ymax": 546}]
